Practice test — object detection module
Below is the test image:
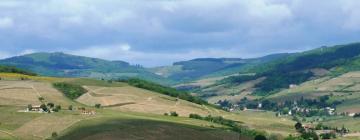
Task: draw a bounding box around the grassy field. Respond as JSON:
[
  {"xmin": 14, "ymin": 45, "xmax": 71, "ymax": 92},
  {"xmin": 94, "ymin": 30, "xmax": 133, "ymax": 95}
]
[
  {"xmin": 268, "ymin": 71, "xmax": 360, "ymax": 113},
  {"xmin": 0, "ymin": 74, "xmax": 298, "ymax": 139},
  {"xmin": 201, "ymin": 77, "xmax": 265, "ymax": 104},
  {"xmin": 77, "ymin": 85, "xmax": 211, "ymax": 117}
]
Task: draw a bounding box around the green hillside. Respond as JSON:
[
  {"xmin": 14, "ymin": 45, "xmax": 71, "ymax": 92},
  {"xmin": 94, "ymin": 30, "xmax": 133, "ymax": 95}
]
[
  {"xmin": 150, "ymin": 53, "xmax": 289, "ymax": 82},
  {"xmin": 0, "ymin": 52, "xmax": 174, "ymax": 85},
  {"xmin": 220, "ymin": 43, "xmax": 360, "ymax": 95}
]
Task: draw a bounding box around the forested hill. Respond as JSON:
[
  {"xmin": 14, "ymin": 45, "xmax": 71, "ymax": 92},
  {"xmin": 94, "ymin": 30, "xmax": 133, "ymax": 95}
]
[
  {"xmin": 150, "ymin": 53, "xmax": 289, "ymax": 82},
  {"xmin": 0, "ymin": 52, "xmax": 174, "ymax": 85},
  {"xmin": 222, "ymin": 42, "xmax": 360, "ymax": 95}
]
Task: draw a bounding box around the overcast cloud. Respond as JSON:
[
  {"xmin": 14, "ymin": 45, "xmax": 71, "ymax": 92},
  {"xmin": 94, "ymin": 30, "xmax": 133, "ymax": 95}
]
[{"xmin": 0, "ymin": 0, "xmax": 360, "ymax": 66}]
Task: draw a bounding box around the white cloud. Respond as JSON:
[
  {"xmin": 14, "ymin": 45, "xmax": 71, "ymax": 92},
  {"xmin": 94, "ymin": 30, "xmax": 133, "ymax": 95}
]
[
  {"xmin": 0, "ymin": 51, "xmax": 11, "ymax": 59},
  {"xmin": 0, "ymin": 17, "xmax": 14, "ymax": 29},
  {"xmin": 19, "ymin": 49, "xmax": 36, "ymax": 55}
]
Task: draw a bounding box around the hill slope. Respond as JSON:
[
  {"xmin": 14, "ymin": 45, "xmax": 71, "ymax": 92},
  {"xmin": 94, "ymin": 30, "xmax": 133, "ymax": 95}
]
[
  {"xmin": 0, "ymin": 52, "xmax": 174, "ymax": 85},
  {"xmin": 0, "ymin": 73, "xmax": 296, "ymax": 139},
  {"xmin": 150, "ymin": 53, "xmax": 289, "ymax": 82},
  {"xmin": 217, "ymin": 42, "xmax": 360, "ymax": 96}
]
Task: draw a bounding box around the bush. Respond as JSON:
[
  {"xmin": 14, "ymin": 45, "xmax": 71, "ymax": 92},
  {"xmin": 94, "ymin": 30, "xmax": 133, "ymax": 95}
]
[
  {"xmin": 95, "ymin": 104, "xmax": 101, "ymax": 108},
  {"xmin": 40, "ymin": 104, "xmax": 48, "ymax": 112},
  {"xmin": 51, "ymin": 132, "xmax": 58, "ymax": 138},
  {"xmin": 53, "ymin": 105, "xmax": 61, "ymax": 112},
  {"xmin": 68, "ymin": 105, "xmax": 73, "ymax": 110},
  {"xmin": 170, "ymin": 111, "xmax": 178, "ymax": 117},
  {"xmin": 27, "ymin": 104, "xmax": 32, "ymax": 110},
  {"xmin": 189, "ymin": 113, "xmax": 202, "ymax": 119},
  {"xmin": 255, "ymin": 135, "xmax": 267, "ymax": 140},
  {"xmin": 47, "ymin": 103, "xmax": 54, "ymax": 108}
]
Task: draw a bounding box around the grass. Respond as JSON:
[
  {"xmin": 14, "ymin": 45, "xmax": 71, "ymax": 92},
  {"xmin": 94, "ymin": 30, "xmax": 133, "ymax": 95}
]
[
  {"xmin": 0, "ymin": 78, "xmax": 299, "ymax": 139},
  {"xmin": 57, "ymin": 118, "xmax": 243, "ymax": 140},
  {"xmin": 76, "ymin": 85, "xmax": 212, "ymax": 116}
]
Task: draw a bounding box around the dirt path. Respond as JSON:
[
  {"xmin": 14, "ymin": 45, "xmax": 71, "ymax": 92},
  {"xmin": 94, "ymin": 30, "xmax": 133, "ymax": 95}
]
[
  {"xmin": 344, "ymin": 132, "xmax": 360, "ymax": 137},
  {"xmin": 0, "ymin": 129, "xmax": 17, "ymax": 139},
  {"xmin": 31, "ymin": 85, "xmax": 42, "ymax": 98}
]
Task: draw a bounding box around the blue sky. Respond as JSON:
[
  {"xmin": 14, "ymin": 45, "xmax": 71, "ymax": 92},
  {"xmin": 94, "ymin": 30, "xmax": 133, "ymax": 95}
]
[{"xmin": 0, "ymin": 0, "xmax": 360, "ymax": 67}]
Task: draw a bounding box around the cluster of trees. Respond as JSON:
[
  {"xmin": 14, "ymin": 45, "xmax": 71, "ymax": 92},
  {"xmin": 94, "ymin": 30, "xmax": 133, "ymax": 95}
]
[
  {"xmin": 0, "ymin": 65, "xmax": 37, "ymax": 76},
  {"xmin": 189, "ymin": 114, "xmax": 267, "ymax": 139},
  {"xmin": 353, "ymin": 113, "xmax": 360, "ymax": 118},
  {"xmin": 292, "ymin": 122, "xmax": 350, "ymax": 140},
  {"xmin": 119, "ymin": 78, "xmax": 207, "ymax": 105},
  {"xmin": 53, "ymin": 82, "xmax": 87, "ymax": 100},
  {"xmin": 27, "ymin": 103, "xmax": 62, "ymax": 113}
]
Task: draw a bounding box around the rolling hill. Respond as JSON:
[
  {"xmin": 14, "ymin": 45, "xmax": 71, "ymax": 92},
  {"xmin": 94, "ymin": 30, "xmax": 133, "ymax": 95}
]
[
  {"xmin": 0, "ymin": 52, "xmax": 174, "ymax": 85},
  {"xmin": 150, "ymin": 53, "xmax": 289, "ymax": 82},
  {"xmin": 0, "ymin": 72, "xmax": 298, "ymax": 140},
  {"xmin": 200, "ymin": 42, "xmax": 360, "ymax": 97}
]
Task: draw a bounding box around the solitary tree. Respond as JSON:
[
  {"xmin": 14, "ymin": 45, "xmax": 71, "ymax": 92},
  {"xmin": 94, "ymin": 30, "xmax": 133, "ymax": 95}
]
[
  {"xmin": 27, "ymin": 104, "xmax": 32, "ymax": 111},
  {"xmin": 295, "ymin": 122, "xmax": 303, "ymax": 131},
  {"xmin": 95, "ymin": 104, "xmax": 101, "ymax": 108},
  {"xmin": 68, "ymin": 105, "xmax": 73, "ymax": 110},
  {"xmin": 51, "ymin": 132, "xmax": 58, "ymax": 138}
]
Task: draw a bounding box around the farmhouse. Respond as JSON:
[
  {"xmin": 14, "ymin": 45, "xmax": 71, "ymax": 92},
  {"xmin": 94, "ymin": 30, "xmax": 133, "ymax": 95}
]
[
  {"xmin": 26, "ymin": 105, "xmax": 44, "ymax": 112},
  {"xmin": 81, "ymin": 110, "xmax": 96, "ymax": 115}
]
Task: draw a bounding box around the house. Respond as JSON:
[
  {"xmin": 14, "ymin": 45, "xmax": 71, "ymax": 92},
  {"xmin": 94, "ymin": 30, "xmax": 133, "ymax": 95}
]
[
  {"xmin": 348, "ymin": 113, "xmax": 356, "ymax": 117},
  {"xmin": 289, "ymin": 84, "xmax": 298, "ymax": 89},
  {"xmin": 81, "ymin": 110, "xmax": 96, "ymax": 115},
  {"xmin": 27, "ymin": 105, "xmax": 44, "ymax": 112},
  {"xmin": 325, "ymin": 107, "xmax": 335, "ymax": 115}
]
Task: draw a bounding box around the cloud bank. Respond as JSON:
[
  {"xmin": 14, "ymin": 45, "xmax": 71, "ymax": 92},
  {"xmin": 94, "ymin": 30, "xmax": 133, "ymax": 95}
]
[{"xmin": 0, "ymin": 0, "xmax": 360, "ymax": 66}]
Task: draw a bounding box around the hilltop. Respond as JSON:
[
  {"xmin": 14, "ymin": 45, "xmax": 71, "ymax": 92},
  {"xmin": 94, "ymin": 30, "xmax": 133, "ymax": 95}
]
[
  {"xmin": 0, "ymin": 52, "xmax": 174, "ymax": 85},
  {"xmin": 150, "ymin": 53, "xmax": 289, "ymax": 82}
]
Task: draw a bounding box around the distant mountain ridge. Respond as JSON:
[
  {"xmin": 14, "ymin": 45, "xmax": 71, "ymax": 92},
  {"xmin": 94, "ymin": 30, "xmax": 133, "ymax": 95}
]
[
  {"xmin": 0, "ymin": 52, "xmax": 173, "ymax": 84},
  {"xmin": 150, "ymin": 53, "xmax": 290, "ymax": 82}
]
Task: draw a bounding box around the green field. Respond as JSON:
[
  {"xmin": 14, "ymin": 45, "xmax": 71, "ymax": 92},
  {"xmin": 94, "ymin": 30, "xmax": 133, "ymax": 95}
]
[{"xmin": 0, "ymin": 74, "xmax": 299, "ymax": 139}]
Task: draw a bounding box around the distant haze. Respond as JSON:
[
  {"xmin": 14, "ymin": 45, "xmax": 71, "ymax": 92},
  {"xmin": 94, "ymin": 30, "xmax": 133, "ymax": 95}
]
[{"xmin": 0, "ymin": 0, "xmax": 360, "ymax": 66}]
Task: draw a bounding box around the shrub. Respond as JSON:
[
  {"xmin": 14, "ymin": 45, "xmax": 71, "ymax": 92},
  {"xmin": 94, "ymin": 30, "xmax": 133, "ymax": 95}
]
[
  {"xmin": 170, "ymin": 111, "xmax": 178, "ymax": 117},
  {"xmin": 189, "ymin": 113, "xmax": 202, "ymax": 119},
  {"xmin": 95, "ymin": 104, "xmax": 101, "ymax": 108},
  {"xmin": 53, "ymin": 105, "xmax": 61, "ymax": 112},
  {"xmin": 27, "ymin": 104, "xmax": 32, "ymax": 110},
  {"xmin": 47, "ymin": 103, "xmax": 54, "ymax": 108},
  {"xmin": 255, "ymin": 135, "xmax": 267, "ymax": 140},
  {"xmin": 51, "ymin": 132, "xmax": 58, "ymax": 138},
  {"xmin": 68, "ymin": 105, "xmax": 73, "ymax": 110}
]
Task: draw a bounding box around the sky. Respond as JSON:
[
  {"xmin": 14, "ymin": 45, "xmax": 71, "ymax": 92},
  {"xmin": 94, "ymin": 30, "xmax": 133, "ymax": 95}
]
[{"xmin": 0, "ymin": 0, "xmax": 360, "ymax": 67}]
